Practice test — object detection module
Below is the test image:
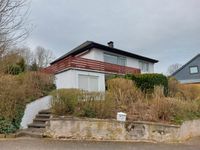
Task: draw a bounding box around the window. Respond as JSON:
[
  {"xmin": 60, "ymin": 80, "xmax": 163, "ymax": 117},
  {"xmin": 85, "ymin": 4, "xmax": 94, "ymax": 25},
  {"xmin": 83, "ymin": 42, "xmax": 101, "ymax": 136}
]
[
  {"xmin": 104, "ymin": 53, "xmax": 118, "ymax": 64},
  {"xmin": 139, "ymin": 61, "xmax": 149, "ymax": 72},
  {"xmin": 78, "ymin": 74, "xmax": 99, "ymax": 91},
  {"xmin": 104, "ymin": 53, "xmax": 126, "ymax": 66},
  {"xmin": 190, "ymin": 66, "xmax": 198, "ymax": 74},
  {"xmin": 118, "ymin": 57, "xmax": 126, "ymax": 66}
]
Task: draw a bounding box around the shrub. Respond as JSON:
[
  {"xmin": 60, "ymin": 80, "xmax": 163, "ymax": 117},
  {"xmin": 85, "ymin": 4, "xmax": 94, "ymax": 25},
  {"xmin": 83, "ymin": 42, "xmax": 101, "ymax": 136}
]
[
  {"xmin": 76, "ymin": 96, "xmax": 115, "ymax": 119},
  {"xmin": 98, "ymin": 94, "xmax": 116, "ymax": 119},
  {"xmin": 0, "ymin": 75, "xmax": 25, "ymax": 120},
  {"xmin": 19, "ymin": 72, "xmax": 55, "ymax": 102},
  {"xmin": 126, "ymin": 85, "xmax": 200, "ymax": 123},
  {"xmin": 149, "ymin": 86, "xmax": 200, "ymax": 123},
  {"xmin": 51, "ymin": 89, "xmax": 81, "ymax": 115},
  {"xmin": 82, "ymin": 105, "xmax": 97, "ymax": 118},
  {"xmin": 177, "ymin": 84, "xmax": 200, "ymax": 100},
  {"xmin": 0, "ymin": 71, "xmax": 55, "ymax": 133},
  {"xmin": 6, "ymin": 64, "xmax": 22, "ymax": 75},
  {"xmin": 0, "ymin": 118, "xmax": 16, "ymax": 134},
  {"xmin": 78, "ymin": 91, "xmax": 105, "ymax": 101},
  {"xmin": 125, "ymin": 73, "xmax": 168, "ymax": 95},
  {"xmin": 168, "ymin": 77, "xmax": 180, "ymax": 97},
  {"xmin": 107, "ymin": 78, "xmax": 144, "ymax": 111},
  {"xmin": 168, "ymin": 77, "xmax": 200, "ymax": 100}
]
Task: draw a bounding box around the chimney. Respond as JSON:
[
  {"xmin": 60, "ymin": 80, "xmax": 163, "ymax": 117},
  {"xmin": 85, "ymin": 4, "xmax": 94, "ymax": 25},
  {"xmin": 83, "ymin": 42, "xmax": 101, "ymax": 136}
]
[{"xmin": 107, "ymin": 41, "xmax": 114, "ymax": 48}]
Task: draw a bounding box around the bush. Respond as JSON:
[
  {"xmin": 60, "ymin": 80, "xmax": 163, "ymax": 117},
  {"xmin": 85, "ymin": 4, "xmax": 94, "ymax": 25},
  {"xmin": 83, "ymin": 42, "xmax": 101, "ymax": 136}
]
[
  {"xmin": 19, "ymin": 72, "xmax": 55, "ymax": 102},
  {"xmin": 126, "ymin": 85, "xmax": 200, "ymax": 124},
  {"xmin": 51, "ymin": 89, "xmax": 81, "ymax": 115},
  {"xmin": 147, "ymin": 86, "xmax": 200, "ymax": 124},
  {"xmin": 0, "ymin": 72, "xmax": 55, "ymax": 133},
  {"xmin": 82, "ymin": 105, "xmax": 97, "ymax": 118},
  {"xmin": 0, "ymin": 118, "xmax": 16, "ymax": 134},
  {"xmin": 0, "ymin": 75, "xmax": 25, "ymax": 120},
  {"xmin": 107, "ymin": 78, "xmax": 143, "ymax": 111},
  {"xmin": 168, "ymin": 77, "xmax": 180, "ymax": 97},
  {"xmin": 76, "ymin": 96, "xmax": 115, "ymax": 119},
  {"xmin": 48, "ymin": 77, "xmax": 200, "ymax": 124},
  {"xmin": 51, "ymin": 89, "xmax": 115, "ymax": 119},
  {"xmin": 6, "ymin": 64, "xmax": 22, "ymax": 75},
  {"xmin": 168, "ymin": 77, "xmax": 200, "ymax": 100},
  {"xmin": 125, "ymin": 73, "xmax": 168, "ymax": 95}
]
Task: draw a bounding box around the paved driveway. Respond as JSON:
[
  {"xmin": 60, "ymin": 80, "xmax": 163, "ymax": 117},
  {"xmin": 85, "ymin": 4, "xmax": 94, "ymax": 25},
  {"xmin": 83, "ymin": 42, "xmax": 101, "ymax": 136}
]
[{"xmin": 0, "ymin": 137, "xmax": 200, "ymax": 150}]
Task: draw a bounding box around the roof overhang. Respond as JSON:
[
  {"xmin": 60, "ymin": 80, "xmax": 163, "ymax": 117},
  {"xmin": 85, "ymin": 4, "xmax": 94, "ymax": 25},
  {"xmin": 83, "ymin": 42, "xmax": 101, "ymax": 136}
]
[{"xmin": 51, "ymin": 41, "xmax": 159, "ymax": 64}]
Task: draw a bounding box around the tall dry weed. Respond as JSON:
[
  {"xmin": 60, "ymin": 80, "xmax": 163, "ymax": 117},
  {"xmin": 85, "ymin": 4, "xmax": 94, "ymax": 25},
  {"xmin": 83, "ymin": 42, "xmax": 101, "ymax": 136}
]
[{"xmin": 107, "ymin": 78, "xmax": 144, "ymax": 111}]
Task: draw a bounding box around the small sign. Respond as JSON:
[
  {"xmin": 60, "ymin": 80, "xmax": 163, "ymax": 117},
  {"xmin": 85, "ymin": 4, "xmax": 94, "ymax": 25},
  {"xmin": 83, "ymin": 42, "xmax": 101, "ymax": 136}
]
[{"xmin": 117, "ymin": 112, "xmax": 127, "ymax": 122}]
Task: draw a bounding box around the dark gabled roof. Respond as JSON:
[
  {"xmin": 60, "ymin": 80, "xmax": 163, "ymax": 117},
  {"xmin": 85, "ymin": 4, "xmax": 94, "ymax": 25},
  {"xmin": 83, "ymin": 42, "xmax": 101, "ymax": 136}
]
[
  {"xmin": 171, "ymin": 53, "xmax": 200, "ymax": 76},
  {"xmin": 51, "ymin": 41, "xmax": 159, "ymax": 64}
]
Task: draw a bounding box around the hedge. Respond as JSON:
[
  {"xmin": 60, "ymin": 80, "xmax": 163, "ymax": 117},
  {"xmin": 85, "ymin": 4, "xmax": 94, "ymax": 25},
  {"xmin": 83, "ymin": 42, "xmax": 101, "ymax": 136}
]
[{"xmin": 124, "ymin": 73, "xmax": 168, "ymax": 95}]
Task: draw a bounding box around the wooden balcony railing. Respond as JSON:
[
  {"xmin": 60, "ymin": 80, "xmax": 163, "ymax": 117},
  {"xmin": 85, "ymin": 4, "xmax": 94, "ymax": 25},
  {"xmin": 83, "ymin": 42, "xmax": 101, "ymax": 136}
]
[{"xmin": 42, "ymin": 56, "xmax": 140, "ymax": 74}]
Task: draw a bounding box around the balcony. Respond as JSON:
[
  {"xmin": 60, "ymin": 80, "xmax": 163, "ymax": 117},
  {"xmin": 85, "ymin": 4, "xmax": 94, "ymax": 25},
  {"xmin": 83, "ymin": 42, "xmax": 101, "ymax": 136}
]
[{"xmin": 42, "ymin": 56, "xmax": 140, "ymax": 75}]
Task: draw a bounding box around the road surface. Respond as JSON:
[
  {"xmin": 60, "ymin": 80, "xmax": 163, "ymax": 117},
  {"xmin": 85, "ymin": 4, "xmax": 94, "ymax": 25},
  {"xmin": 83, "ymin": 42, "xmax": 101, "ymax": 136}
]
[{"xmin": 0, "ymin": 137, "xmax": 200, "ymax": 150}]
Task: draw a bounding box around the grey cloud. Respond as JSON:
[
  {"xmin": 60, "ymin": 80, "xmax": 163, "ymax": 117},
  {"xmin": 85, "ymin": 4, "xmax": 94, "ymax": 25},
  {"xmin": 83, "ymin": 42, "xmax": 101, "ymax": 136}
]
[{"xmin": 25, "ymin": 0, "xmax": 200, "ymax": 73}]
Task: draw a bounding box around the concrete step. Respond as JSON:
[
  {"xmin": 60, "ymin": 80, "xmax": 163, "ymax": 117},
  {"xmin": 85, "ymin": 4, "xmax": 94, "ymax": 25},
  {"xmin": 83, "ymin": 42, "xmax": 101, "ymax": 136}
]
[
  {"xmin": 28, "ymin": 123, "xmax": 46, "ymax": 128},
  {"xmin": 33, "ymin": 118, "xmax": 49, "ymax": 124},
  {"xmin": 36, "ymin": 114, "xmax": 51, "ymax": 119},
  {"xmin": 26, "ymin": 109, "xmax": 51, "ymax": 131},
  {"xmin": 33, "ymin": 118, "xmax": 49, "ymax": 122},
  {"xmin": 16, "ymin": 128, "xmax": 45, "ymax": 138},
  {"xmin": 38, "ymin": 109, "xmax": 51, "ymax": 114}
]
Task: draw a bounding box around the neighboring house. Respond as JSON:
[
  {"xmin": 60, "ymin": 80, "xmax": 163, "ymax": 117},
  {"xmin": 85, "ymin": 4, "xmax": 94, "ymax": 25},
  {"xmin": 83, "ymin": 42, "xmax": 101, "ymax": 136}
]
[
  {"xmin": 43, "ymin": 41, "xmax": 158, "ymax": 92},
  {"xmin": 171, "ymin": 54, "xmax": 200, "ymax": 84}
]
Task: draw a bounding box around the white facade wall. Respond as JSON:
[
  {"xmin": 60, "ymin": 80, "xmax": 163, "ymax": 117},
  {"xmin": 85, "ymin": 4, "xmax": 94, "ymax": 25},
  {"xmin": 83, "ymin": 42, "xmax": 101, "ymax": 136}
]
[
  {"xmin": 126, "ymin": 57, "xmax": 140, "ymax": 68},
  {"xmin": 81, "ymin": 48, "xmax": 154, "ymax": 73},
  {"xmin": 148, "ymin": 63, "xmax": 154, "ymax": 73},
  {"xmin": 81, "ymin": 48, "xmax": 103, "ymax": 61},
  {"xmin": 55, "ymin": 69, "xmax": 105, "ymax": 92},
  {"xmin": 55, "ymin": 70, "xmax": 76, "ymax": 89}
]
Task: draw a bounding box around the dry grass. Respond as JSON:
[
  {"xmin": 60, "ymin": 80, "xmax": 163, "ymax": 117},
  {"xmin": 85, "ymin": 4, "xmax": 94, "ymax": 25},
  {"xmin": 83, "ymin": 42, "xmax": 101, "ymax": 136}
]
[
  {"xmin": 20, "ymin": 72, "xmax": 55, "ymax": 102},
  {"xmin": 107, "ymin": 78, "xmax": 144, "ymax": 111},
  {"xmin": 0, "ymin": 72, "xmax": 55, "ymax": 121},
  {"xmin": 0, "ymin": 75, "xmax": 25, "ymax": 120},
  {"xmin": 113, "ymin": 78, "xmax": 200, "ymax": 124},
  {"xmin": 51, "ymin": 77, "xmax": 200, "ymax": 124},
  {"xmin": 168, "ymin": 77, "xmax": 200, "ymax": 100}
]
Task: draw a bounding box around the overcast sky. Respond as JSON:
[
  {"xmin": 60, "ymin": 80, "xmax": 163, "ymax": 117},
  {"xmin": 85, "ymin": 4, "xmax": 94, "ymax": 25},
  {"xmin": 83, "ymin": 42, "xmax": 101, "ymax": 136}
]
[{"xmin": 25, "ymin": 0, "xmax": 200, "ymax": 74}]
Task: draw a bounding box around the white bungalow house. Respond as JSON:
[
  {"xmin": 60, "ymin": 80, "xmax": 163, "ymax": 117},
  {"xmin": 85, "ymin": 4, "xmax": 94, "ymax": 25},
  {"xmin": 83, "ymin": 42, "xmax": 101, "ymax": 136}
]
[{"xmin": 43, "ymin": 41, "xmax": 158, "ymax": 92}]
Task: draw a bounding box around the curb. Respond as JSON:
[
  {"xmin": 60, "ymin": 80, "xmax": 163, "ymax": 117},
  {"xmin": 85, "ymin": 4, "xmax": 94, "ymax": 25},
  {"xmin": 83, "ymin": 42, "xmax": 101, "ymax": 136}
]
[{"xmin": 0, "ymin": 134, "xmax": 16, "ymax": 139}]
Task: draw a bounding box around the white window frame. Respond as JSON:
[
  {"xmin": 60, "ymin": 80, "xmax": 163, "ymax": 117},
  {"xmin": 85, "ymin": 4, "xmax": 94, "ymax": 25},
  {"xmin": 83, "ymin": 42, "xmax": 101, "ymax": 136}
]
[{"xmin": 189, "ymin": 66, "xmax": 199, "ymax": 74}]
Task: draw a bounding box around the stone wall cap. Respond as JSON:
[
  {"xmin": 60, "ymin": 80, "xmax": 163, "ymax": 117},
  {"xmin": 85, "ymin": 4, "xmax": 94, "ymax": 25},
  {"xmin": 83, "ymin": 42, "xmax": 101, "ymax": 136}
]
[{"xmin": 50, "ymin": 116, "xmax": 180, "ymax": 128}]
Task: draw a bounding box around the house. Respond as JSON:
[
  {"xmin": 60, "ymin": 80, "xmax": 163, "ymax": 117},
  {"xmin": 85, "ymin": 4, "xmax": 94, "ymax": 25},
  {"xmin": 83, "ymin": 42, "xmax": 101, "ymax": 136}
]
[
  {"xmin": 43, "ymin": 41, "xmax": 158, "ymax": 92},
  {"xmin": 171, "ymin": 54, "xmax": 200, "ymax": 84}
]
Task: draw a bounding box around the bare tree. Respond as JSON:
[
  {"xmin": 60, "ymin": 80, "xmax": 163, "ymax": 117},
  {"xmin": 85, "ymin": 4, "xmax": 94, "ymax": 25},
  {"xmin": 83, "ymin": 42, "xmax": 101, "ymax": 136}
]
[
  {"xmin": 34, "ymin": 46, "xmax": 54, "ymax": 68},
  {"xmin": 0, "ymin": 0, "xmax": 29, "ymax": 57},
  {"xmin": 167, "ymin": 63, "xmax": 182, "ymax": 75},
  {"xmin": 14, "ymin": 46, "xmax": 33, "ymax": 66}
]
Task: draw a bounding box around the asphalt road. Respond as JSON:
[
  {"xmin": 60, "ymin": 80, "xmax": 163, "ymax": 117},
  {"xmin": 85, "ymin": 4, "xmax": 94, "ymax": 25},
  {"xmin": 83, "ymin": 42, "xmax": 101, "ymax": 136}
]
[{"xmin": 0, "ymin": 137, "xmax": 200, "ymax": 150}]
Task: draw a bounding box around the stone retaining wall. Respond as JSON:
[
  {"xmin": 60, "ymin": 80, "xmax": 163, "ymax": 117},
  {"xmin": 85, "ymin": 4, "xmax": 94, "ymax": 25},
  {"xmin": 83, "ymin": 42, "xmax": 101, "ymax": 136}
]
[{"xmin": 45, "ymin": 117, "xmax": 200, "ymax": 142}]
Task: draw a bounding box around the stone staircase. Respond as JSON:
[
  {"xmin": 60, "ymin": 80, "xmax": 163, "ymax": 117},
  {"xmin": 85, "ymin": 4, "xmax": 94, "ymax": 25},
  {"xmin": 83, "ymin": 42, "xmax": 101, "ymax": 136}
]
[
  {"xmin": 17, "ymin": 110, "xmax": 51, "ymax": 138},
  {"xmin": 28, "ymin": 110, "xmax": 51, "ymax": 128}
]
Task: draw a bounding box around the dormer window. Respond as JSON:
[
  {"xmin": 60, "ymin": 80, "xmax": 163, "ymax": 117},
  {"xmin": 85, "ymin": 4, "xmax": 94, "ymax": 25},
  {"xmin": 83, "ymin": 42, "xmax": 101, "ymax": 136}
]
[{"xmin": 190, "ymin": 66, "xmax": 198, "ymax": 74}]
